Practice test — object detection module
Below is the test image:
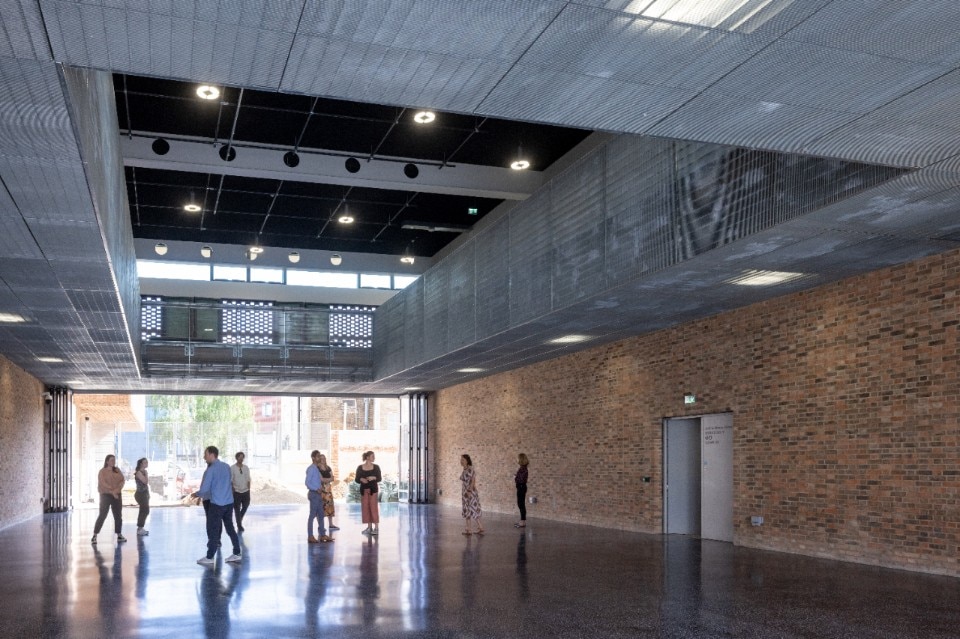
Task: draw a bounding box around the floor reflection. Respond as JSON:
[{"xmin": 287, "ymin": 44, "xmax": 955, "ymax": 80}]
[{"xmin": 1, "ymin": 504, "xmax": 960, "ymax": 638}]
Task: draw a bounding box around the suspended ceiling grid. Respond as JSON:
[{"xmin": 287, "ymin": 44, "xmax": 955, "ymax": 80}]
[{"xmin": 1, "ymin": 1, "xmax": 960, "ymax": 393}]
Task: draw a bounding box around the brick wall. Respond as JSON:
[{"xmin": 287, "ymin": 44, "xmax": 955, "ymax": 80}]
[
  {"xmin": 434, "ymin": 248, "xmax": 960, "ymax": 577},
  {"xmin": 0, "ymin": 355, "xmax": 45, "ymax": 529}
]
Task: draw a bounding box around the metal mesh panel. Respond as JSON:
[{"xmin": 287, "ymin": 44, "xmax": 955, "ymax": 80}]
[
  {"xmin": 221, "ymin": 300, "xmax": 274, "ymax": 345},
  {"xmin": 402, "ymin": 278, "xmax": 425, "ymax": 372},
  {"xmin": 509, "ymin": 189, "xmax": 553, "ymax": 324},
  {"xmin": 473, "ymin": 215, "xmax": 510, "ymax": 340},
  {"xmin": 329, "ymin": 305, "xmax": 374, "ymax": 348},
  {"xmin": 445, "ymin": 242, "xmax": 476, "ymax": 350},
  {"xmin": 421, "ymin": 266, "xmax": 449, "ymax": 361},
  {"xmin": 551, "ymin": 150, "xmax": 606, "ymax": 306}
]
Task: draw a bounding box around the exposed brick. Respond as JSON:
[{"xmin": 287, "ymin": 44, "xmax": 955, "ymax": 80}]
[
  {"xmin": 434, "ymin": 247, "xmax": 960, "ymax": 577},
  {"xmin": 0, "ymin": 355, "xmax": 45, "ymax": 530}
]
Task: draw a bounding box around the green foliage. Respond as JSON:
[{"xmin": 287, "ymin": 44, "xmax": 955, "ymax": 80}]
[{"xmin": 147, "ymin": 395, "xmax": 255, "ymax": 462}]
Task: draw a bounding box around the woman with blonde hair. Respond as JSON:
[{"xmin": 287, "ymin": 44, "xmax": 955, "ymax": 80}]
[
  {"xmin": 514, "ymin": 453, "xmax": 529, "ymax": 528},
  {"xmin": 460, "ymin": 454, "xmax": 483, "ymax": 535},
  {"xmin": 317, "ymin": 453, "xmax": 338, "ymax": 531},
  {"xmin": 92, "ymin": 454, "xmax": 127, "ymax": 544}
]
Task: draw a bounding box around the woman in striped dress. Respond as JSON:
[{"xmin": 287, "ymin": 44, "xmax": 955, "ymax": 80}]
[{"xmin": 460, "ymin": 454, "xmax": 483, "ymax": 535}]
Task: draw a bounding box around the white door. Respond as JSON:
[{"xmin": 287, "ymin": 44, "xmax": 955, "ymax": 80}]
[
  {"xmin": 700, "ymin": 413, "xmax": 734, "ymax": 542},
  {"xmin": 663, "ymin": 418, "xmax": 701, "ymax": 535}
]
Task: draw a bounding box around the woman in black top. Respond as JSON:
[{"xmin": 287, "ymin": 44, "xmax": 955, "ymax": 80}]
[
  {"xmin": 134, "ymin": 458, "xmax": 150, "ymax": 536},
  {"xmin": 355, "ymin": 451, "xmax": 381, "ymax": 535},
  {"xmin": 515, "ymin": 453, "xmax": 529, "ymax": 528}
]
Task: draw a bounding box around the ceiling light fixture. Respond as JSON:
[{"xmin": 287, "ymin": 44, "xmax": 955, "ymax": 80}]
[
  {"xmin": 404, "ymin": 163, "xmax": 419, "ymax": 179},
  {"xmin": 184, "ymin": 203, "xmax": 201, "ymax": 213},
  {"xmin": 458, "ymin": 368, "xmax": 485, "ymax": 373},
  {"xmin": 154, "ymin": 243, "xmax": 168, "ymax": 256},
  {"xmin": 247, "ymin": 245, "xmax": 264, "ymax": 261},
  {"xmin": 288, "ymin": 251, "xmax": 300, "ymax": 264},
  {"xmin": 726, "ymin": 269, "xmax": 807, "ymax": 286},
  {"xmin": 345, "ymin": 157, "xmax": 361, "ymax": 173},
  {"xmin": 196, "ymin": 85, "xmax": 220, "ymax": 100},
  {"xmin": 218, "ymin": 144, "xmax": 237, "ymax": 162},
  {"xmin": 548, "ymin": 335, "xmax": 592, "ymax": 344},
  {"xmin": 400, "ymin": 255, "xmax": 415, "ymax": 265},
  {"xmin": 283, "ymin": 151, "xmax": 300, "ymax": 168},
  {"xmin": 510, "ymin": 159, "xmax": 530, "ymax": 170},
  {"xmin": 413, "ymin": 111, "xmax": 436, "ymax": 124},
  {"xmin": 330, "ymin": 254, "xmax": 343, "ymax": 266},
  {"xmin": 37, "ymin": 356, "xmax": 63, "ymax": 363},
  {"xmin": 65, "ymin": 380, "xmax": 84, "ymax": 385},
  {"xmin": 0, "ymin": 312, "xmax": 27, "ymax": 323},
  {"xmin": 200, "ymin": 245, "xmax": 212, "ymax": 259},
  {"xmin": 338, "ymin": 215, "xmax": 354, "ymax": 224}
]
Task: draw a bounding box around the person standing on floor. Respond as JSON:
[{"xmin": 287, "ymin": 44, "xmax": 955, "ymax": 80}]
[
  {"xmin": 231, "ymin": 451, "xmax": 251, "ymax": 533},
  {"xmin": 92, "ymin": 454, "xmax": 127, "ymax": 544},
  {"xmin": 134, "ymin": 458, "xmax": 151, "ymax": 536},
  {"xmin": 460, "ymin": 454, "xmax": 484, "ymax": 535},
  {"xmin": 306, "ymin": 450, "xmax": 332, "ymax": 543},
  {"xmin": 317, "ymin": 453, "xmax": 339, "ymax": 532},
  {"xmin": 514, "ymin": 453, "xmax": 529, "ymax": 528},
  {"xmin": 193, "ymin": 446, "xmax": 242, "ymax": 566},
  {"xmin": 355, "ymin": 451, "xmax": 381, "ymax": 536}
]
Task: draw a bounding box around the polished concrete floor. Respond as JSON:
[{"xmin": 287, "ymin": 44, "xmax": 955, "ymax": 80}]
[{"xmin": 0, "ymin": 503, "xmax": 958, "ymax": 638}]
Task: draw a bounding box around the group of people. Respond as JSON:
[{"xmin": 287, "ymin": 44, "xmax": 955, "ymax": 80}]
[
  {"xmin": 91, "ymin": 447, "xmax": 532, "ymax": 562},
  {"xmin": 89, "ymin": 448, "xmax": 253, "ymax": 558},
  {"xmin": 459, "ymin": 452, "xmax": 530, "ymax": 534}
]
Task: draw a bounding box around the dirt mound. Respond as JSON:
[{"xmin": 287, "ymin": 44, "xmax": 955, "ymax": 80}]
[{"xmin": 252, "ymin": 474, "xmax": 307, "ymax": 504}]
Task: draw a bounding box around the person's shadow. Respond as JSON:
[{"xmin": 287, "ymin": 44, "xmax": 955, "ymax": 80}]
[
  {"xmin": 516, "ymin": 531, "xmax": 529, "ymax": 602},
  {"xmin": 197, "ymin": 541, "xmax": 249, "ymax": 639},
  {"xmin": 136, "ymin": 537, "xmax": 149, "ymax": 600},
  {"xmin": 305, "ymin": 544, "xmax": 334, "ymax": 631},
  {"xmin": 357, "ymin": 536, "xmax": 380, "ymax": 627},
  {"xmin": 94, "ymin": 545, "xmax": 123, "ymax": 636}
]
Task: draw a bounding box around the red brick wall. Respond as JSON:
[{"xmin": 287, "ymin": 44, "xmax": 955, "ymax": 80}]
[
  {"xmin": 434, "ymin": 248, "xmax": 960, "ymax": 576},
  {"xmin": 0, "ymin": 355, "xmax": 45, "ymax": 529}
]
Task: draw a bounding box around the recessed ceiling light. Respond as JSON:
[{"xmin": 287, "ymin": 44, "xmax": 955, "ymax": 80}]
[
  {"xmin": 196, "ymin": 85, "xmax": 220, "ymax": 100},
  {"xmin": 184, "ymin": 203, "xmax": 201, "ymax": 213},
  {"xmin": 548, "ymin": 335, "xmax": 592, "ymax": 344},
  {"xmin": 200, "ymin": 245, "xmax": 212, "ymax": 258},
  {"xmin": 330, "ymin": 254, "xmax": 343, "ymax": 266},
  {"xmin": 413, "ymin": 111, "xmax": 436, "ymax": 124},
  {"xmin": 154, "ymin": 243, "xmax": 168, "ymax": 255},
  {"xmin": 726, "ymin": 270, "xmax": 807, "ymax": 286},
  {"xmin": 37, "ymin": 357, "xmax": 63, "ymax": 363},
  {"xmin": 288, "ymin": 251, "xmax": 300, "ymax": 264},
  {"xmin": 510, "ymin": 159, "xmax": 531, "ymax": 170},
  {"xmin": 458, "ymin": 368, "xmax": 485, "ymax": 373},
  {"xmin": 338, "ymin": 215, "xmax": 354, "ymax": 224},
  {"xmin": 0, "ymin": 312, "xmax": 27, "ymax": 323},
  {"xmin": 65, "ymin": 380, "xmax": 84, "ymax": 385},
  {"xmin": 400, "ymin": 256, "xmax": 415, "ymax": 265}
]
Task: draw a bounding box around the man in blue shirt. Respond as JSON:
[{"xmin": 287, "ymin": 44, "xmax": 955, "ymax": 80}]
[
  {"xmin": 193, "ymin": 446, "xmax": 242, "ymax": 565},
  {"xmin": 305, "ymin": 450, "xmax": 329, "ymax": 543}
]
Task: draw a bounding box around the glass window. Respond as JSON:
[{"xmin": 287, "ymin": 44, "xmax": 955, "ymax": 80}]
[
  {"xmin": 137, "ymin": 260, "xmax": 210, "ymax": 281},
  {"xmin": 287, "ymin": 270, "xmax": 358, "ymax": 289},
  {"xmin": 360, "ymin": 273, "xmax": 392, "ymax": 289},
  {"xmin": 393, "ymin": 275, "xmax": 419, "ymax": 289},
  {"xmin": 212, "ymin": 265, "xmax": 248, "ymax": 282},
  {"xmin": 249, "ymin": 267, "xmax": 284, "ymax": 284}
]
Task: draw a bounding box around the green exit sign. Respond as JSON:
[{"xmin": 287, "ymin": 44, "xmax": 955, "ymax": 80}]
[
  {"xmin": 684, "ymin": 394, "xmax": 696, "ymax": 405},
  {"xmin": 467, "ymin": 207, "xmax": 479, "ymax": 215}
]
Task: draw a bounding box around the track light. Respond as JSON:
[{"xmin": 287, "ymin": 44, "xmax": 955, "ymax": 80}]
[
  {"xmin": 283, "ymin": 151, "xmax": 300, "ymax": 168},
  {"xmin": 404, "ymin": 163, "xmax": 419, "ymax": 179},
  {"xmin": 151, "ymin": 138, "xmax": 170, "ymax": 155},
  {"xmin": 330, "ymin": 254, "xmax": 342, "ymax": 266},
  {"xmin": 154, "ymin": 243, "xmax": 168, "ymax": 256},
  {"xmin": 196, "ymin": 85, "xmax": 220, "ymax": 100},
  {"xmin": 200, "ymin": 245, "xmax": 212, "ymax": 259},
  {"xmin": 345, "ymin": 157, "xmax": 361, "ymax": 173},
  {"xmin": 288, "ymin": 251, "xmax": 300, "ymax": 264}
]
